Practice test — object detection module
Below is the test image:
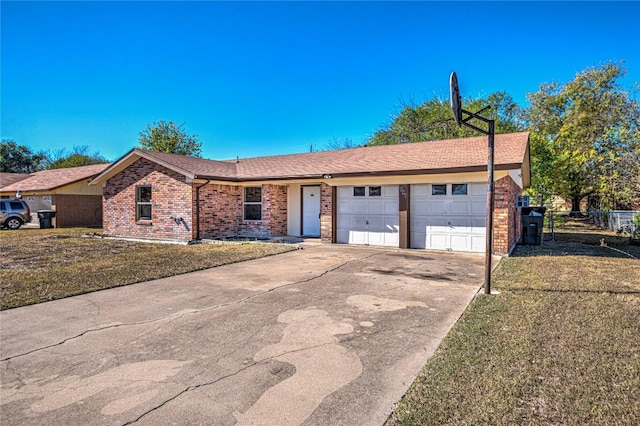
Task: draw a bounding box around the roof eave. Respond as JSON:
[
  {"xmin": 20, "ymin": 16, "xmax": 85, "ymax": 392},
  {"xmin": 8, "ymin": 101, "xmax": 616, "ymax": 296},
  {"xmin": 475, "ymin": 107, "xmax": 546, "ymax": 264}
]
[
  {"xmin": 90, "ymin": 149, "xmax": 197, "ymax": 186},
  {"xmin": 223, "ymin": 163, "xmax": 525, "ymax": 182}
]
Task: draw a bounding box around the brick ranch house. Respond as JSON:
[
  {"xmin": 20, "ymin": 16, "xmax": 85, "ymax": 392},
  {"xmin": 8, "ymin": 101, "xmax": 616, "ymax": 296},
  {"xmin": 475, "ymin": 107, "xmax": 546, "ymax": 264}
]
[
  {"xmin": 89, "ymin": 132, "xmax": 531, "ymax": 255},
  {"xmin": 1, "ymin": 163, "xmax": 110, "ymax": 227}
]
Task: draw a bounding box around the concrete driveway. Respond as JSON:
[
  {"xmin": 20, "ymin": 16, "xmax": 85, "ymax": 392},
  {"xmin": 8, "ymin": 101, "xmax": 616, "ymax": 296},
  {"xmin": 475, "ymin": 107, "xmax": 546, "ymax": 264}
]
[{"xmin": 0, "ymin": 243, "xmax": 483, "ymax": 425}]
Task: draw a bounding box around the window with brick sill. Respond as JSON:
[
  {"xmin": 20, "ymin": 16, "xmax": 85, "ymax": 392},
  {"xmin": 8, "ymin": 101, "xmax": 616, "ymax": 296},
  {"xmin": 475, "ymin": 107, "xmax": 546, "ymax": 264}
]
[{"xmin": 136, "ymin": 185, "xmax": 152, "ymax": 221}]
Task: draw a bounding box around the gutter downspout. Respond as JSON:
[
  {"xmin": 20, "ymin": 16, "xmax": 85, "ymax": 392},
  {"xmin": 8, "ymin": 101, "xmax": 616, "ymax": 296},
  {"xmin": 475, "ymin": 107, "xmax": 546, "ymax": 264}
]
[{"xmin": 194, "ymin": 179, "xmax": 211, "ymax": 241}]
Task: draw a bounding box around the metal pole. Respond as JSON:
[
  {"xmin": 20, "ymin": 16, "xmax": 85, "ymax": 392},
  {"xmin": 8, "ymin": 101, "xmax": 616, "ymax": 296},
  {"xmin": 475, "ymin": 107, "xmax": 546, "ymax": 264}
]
[{"xmin": 484, "ymin": 120, "xmax": 495, "ymax": 294}]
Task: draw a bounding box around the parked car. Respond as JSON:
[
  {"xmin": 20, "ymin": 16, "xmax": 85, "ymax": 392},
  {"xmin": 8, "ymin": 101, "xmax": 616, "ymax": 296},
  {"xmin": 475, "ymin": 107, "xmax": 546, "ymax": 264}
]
[{"xmin": 0, "ymin": 199, "xmax": 32, "ymax": 229}]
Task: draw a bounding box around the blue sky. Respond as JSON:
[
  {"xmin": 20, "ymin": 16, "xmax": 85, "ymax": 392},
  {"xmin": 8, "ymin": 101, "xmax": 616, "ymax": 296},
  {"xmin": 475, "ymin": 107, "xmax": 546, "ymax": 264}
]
[{"xmin": 2, "ymin": 1, "xmax": 639, "ymax": 162}]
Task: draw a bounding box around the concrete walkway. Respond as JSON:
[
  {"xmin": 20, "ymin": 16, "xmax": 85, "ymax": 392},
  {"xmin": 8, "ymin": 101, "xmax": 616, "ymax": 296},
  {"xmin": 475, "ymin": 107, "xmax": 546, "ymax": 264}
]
[{"xmin": 0, "ymin": 244, "xmax": 483, "ymax": 425}]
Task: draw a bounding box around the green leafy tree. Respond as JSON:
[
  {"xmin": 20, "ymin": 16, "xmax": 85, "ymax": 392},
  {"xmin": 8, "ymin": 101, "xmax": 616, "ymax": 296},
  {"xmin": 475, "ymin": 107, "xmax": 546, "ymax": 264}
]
[
  {"xmin": 138, "ymin": 120, "xmax": 202, "ymax": 157},
  {"xmin": 0, "ymin": 140, "xmax": 45, "ymax": 173},
  {"xmin": 522, "ymin": 62, "xmax": 640, "ymax": 211},
  {"xmin": 367, "ymin": 92, "xmax": 522, "ymax": 146},
  {"xmin": 41, "ymin": 146, "xmax": 108, "ymax": 169}
]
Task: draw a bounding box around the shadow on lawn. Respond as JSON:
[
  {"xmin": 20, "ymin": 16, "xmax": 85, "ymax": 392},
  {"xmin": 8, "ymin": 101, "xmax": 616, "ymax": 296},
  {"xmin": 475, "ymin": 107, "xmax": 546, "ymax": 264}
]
[{"xmin": 507, "ymin": 286, "xmax": 640, "ymax": 295}]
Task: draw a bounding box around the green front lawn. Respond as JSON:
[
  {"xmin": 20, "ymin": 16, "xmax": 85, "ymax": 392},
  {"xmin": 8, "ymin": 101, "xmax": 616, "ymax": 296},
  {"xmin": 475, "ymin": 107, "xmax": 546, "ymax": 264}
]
[{"xmin": 388, "ymin": 220, "xmax": 640, "ymax": 425}]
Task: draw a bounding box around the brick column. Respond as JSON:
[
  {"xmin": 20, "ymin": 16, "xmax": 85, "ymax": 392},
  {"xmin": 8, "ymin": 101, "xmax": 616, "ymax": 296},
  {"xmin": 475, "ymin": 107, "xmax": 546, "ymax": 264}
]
[
  {"xmin": 320, "ymin": 183, "xmax": 334, "ymax": 242},
  {"xmin": 493, "ymin": 176, "xmax": 522, "ymax": 254}
]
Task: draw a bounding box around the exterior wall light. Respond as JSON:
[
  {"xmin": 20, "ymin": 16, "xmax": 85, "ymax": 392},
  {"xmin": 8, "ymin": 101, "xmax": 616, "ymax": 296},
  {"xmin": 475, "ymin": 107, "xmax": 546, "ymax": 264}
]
[{"xmin": 322, "ymin": 174, "xmax": 332, "ymax": 179}]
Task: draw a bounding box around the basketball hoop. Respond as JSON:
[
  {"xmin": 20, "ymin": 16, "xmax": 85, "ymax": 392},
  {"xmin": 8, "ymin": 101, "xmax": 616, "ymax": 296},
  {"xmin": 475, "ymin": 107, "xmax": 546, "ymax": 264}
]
[{"xmin": 450, "ymin": 72, "xmax": 462, "ymax": 126}]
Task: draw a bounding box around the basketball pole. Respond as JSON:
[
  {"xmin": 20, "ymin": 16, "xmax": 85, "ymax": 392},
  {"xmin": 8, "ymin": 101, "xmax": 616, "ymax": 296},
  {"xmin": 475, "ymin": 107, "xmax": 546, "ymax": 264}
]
[
  {"xmin": 485, "ymin": 121, "xmax": 495, "ymax": 295},
  {"xmin": 450, "ymin": 72, "xmax": 495, "ymax": 294},
  {"xmin": 457, "ymin": 112, "xmax": 495, "ymax": 294}
]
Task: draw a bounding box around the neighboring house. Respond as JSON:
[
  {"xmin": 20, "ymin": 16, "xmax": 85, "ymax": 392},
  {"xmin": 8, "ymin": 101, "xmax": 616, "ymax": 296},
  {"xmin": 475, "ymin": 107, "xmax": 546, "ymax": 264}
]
[
  {"xmin": 90, "ymin": 132, "xmax": 531, "ymax": 254},
  {"xmin": 0, "ymin": 173, "xmax": 32, "ymax": 188},
  {"xmin": 0, "ymin": 164, "xmax": 111, "ymax": 227}
]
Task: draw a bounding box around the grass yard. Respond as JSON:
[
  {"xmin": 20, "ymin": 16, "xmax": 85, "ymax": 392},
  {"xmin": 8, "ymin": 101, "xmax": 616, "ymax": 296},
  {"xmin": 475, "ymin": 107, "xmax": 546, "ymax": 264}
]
[
  {"xmin": 388, "ymin": 219, "xmax": 640, "ymax": 425},
  {"xmin": 0, "ymin": 228, "xmax": 297, "ymax": 310}
]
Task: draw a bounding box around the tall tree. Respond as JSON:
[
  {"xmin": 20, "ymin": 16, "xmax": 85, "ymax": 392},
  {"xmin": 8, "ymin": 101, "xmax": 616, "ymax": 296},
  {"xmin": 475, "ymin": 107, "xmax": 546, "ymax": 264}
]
[
  {"xmin": 138, "ymin": 120, "xmax": 202, "ymax": 157},
  {"xmin": 522, "ymin": 62, "xmax": 640, "ymax": 211},
  {"xmin": 0, "ymin": 140, "xmax": 44, "ymax": 173},
  {"xmin": 41, "ymin": 146, "xmax": 108, "ymax": 169},
  {"xmin": 367, "ymin": 92, "xmax": 522, "ymax": 146}
]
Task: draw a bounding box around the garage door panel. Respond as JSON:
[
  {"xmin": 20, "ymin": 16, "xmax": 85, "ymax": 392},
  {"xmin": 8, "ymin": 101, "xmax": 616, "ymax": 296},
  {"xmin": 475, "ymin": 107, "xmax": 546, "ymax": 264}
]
[
  {"xmin": 412, "ymin": 201, "xmax": 427, "ymax": 213},
  {"xmin": 337, "ymin": 187, "xmax": 352, "ymax": 198},
  {"xmin": 367, "ymin": 215, "xmax": 383, "ymax": 228},
  {"xmin": 337, "ymin": 185, "xmax": 399, "ymax": 247},
  {"xmin": 471, "ymin": 200, "xmax": 486, "ymax": 214},
  {"xmin": 428, "ymin": 234, "xmax": 448, "ymax": 250},
  {"xmin": 471, "ymin": 218, "xmax": 486, "ymax": 231},
  {"xmin": 352, "ymin": 202, "xmax": 368, "ymax": 214},
  {"xmin": 411, "ymin": 232, "xmax": 426, "ymax": 249},
  {"xmin": 410, "ymin": 183, "xmax": 486, "ymax": 253},
  {"xmin": 470, "ymin": 183, "xmax": 486, "ymax": 196},
  {"xmin": 382, "ymin": 185, "xmax": 397, "ymax": 197},
  {"xmin": 429, "ymin": 200, "xmax": 448, "ymax": 214},
  {"xmin": 413, "ymin": 185, "xmax": 431, "ymax": 196},
  {"xmin": 450, "ymin": 235, "xmax": 470, "ymax": 251},
  {"xmin": 384, "ymin": 216, "xmax": 399, "ymax": 232},
  {"xmin": 348, "ymin": 230, "xmax": 368, "ymax": 245},
  {"xmin": 338, "ymin": 201, "xmax": 357, "ymax": 214},
  {"xmin": 471, "ymin": 235, "xmax": 485, "ymax": 251},
  {"xmin": 426, "ymin": 217, "xmax": 449, "ymax": 227},
  {"xmin": 352, "ymin": 215, "xmax": 368, "ymax": 229},
  {"xmin": 366, "ymin": 200, "xmax": 384, "ymax": 214},
  {"xmin": 383, "ymin": 201, "xmax": 398, "ymax": 214},
  {"xmin": 451, "ymin": 200, "xmax": 470, "ymax": 214}
]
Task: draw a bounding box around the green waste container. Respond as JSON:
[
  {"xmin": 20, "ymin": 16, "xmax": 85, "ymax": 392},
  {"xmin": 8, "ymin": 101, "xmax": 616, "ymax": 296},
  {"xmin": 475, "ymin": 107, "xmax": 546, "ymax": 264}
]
[{"xmin": 37, "ymin": 210, "xmax": 56, "ymax": 229}]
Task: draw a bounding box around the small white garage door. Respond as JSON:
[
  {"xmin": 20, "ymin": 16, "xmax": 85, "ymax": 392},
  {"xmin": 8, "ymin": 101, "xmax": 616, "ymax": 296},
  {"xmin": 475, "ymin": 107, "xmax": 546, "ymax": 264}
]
[
  {"xmin": 337, "ymin": 185, "xmax": 399, "ymax": 247},
  {"xmin": 411, "ymin": 183, "xmax": 486, "ymax": 252}
]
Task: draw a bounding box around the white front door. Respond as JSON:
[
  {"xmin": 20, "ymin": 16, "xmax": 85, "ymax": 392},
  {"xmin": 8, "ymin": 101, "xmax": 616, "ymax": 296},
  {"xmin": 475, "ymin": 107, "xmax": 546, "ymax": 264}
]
[
  {"xmin": 302, "ymin": 186, "xmax": 321, "ymax": 236},
  {"xmin": 411, "ymin": 183, "xmax": 486, "ymax": 252},
  {"xmin": 336, "ymin": 185, "xmax": 399, "ymax": 247}
]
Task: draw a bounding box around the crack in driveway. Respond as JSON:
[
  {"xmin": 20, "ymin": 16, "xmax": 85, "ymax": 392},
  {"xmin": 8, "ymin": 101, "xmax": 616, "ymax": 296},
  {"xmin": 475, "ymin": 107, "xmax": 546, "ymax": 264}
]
[
  {"xmin": 1, "ymin": 252, "xmax": 383, "ymax": 363},
  {"xmin": 120, "ymin": 339, "xmax": 350, "ymax": 425}
]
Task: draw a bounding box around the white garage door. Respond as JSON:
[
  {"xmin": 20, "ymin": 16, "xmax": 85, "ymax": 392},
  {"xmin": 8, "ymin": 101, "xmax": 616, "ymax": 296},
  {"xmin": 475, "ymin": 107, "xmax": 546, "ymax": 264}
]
[
  {"xmin": 411, "ymin": 183, "xmax": 486, "ymax": 252},
  {"xmin": 337, "ymin": 185, "xmax": 399, "ymax": 247}
]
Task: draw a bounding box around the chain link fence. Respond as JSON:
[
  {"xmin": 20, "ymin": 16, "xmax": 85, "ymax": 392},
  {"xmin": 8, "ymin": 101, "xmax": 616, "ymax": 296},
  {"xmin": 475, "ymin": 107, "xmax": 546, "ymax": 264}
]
[{"xmin": 591, "ymin": 210, "xmax": 639, "ymax": 233}]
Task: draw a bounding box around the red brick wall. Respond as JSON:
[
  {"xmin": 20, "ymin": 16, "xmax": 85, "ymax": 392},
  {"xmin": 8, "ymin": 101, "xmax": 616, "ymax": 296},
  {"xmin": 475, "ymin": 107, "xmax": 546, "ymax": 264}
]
[
  {"xmin": 103, "ymin": 158, "xmax": 193, "ymax": 241},
  {"xmin": 493, "ymin": 175, "xmax": 522, "ymax": 254},
  {"xmin": 320, "ymin": 183, "xmax": 334, "ymax": 242},
  {"xmin": 194, "ymin": 183, "xmax": 242, "ymax": 239},
  {"xmin": 51, "ymin": 194, "xmax": 102, "ymax": 227},
  {"xmin": 194, "ymin": 183, "xmax": 288, "ymax": 239},
  {"xmin": 263, "ymin": 184, "xmax": 288, "ymax": 236}
]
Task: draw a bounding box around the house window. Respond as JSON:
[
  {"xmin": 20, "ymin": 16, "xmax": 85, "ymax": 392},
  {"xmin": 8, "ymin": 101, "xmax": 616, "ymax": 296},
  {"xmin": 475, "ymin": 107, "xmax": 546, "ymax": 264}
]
[
  {"xmin": 136, "ymin": 185, "xmax": 152, "ymax": 220},
  {"xmin": 452, "ymin": 184, "xmax": 468, "ymax": 195},
  {"xmin": 432, "ymin": 184, "xmax": 447, "ymax": 195},
  {"xmin": 244, "ymin": 186, "xmax": 262, "ymax": 221},
  {"xmin": 353, "ymin": 187, "xmax": 366, "ymax": 197},
  {"xmin": 369, "ymin": 186, "xmax": 382, "ymax": 196}
]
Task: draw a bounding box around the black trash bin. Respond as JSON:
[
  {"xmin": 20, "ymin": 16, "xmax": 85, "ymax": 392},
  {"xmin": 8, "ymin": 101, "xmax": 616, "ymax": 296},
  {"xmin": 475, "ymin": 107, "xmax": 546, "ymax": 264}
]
[
  {"xmin": 521, "ymin": 215, "xmax": 544, "ymax": 245},
  {"xmin": 37, "ymin": 210, "xmax": 57, "ymax": 229},
  {"xmin": 520, "ymin": 206, "xmax": 546, "ymax": 245}
]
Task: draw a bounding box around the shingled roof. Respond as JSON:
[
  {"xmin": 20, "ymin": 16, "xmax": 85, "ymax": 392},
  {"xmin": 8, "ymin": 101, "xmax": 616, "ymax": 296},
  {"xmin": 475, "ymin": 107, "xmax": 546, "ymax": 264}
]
[
  {"xmin": 1, "ymin": 163, "xmax": 111, "ymax": 192},
  {"xmin": 0, "ymin": 173, "xmax": 32, "ymax": 190},
  {"xmin": 91, "ymin": 132, "xmax": 530, "ymax": 184}
]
